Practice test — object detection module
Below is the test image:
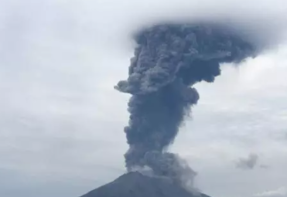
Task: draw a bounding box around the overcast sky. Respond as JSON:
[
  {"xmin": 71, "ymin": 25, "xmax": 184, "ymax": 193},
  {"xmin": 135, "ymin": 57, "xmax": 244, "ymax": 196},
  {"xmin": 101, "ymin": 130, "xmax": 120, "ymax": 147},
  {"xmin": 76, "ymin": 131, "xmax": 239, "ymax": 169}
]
[{"xmin": 0, "ymin": 0, "xmax": 287, "ymax": 197}]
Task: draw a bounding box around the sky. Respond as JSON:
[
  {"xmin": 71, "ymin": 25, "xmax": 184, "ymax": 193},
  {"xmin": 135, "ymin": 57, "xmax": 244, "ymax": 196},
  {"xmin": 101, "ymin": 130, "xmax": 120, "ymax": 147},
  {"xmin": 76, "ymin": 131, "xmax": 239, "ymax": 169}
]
[{"xmin": 0, "ymin": 0, "xmax": 287, "ymax": 197}]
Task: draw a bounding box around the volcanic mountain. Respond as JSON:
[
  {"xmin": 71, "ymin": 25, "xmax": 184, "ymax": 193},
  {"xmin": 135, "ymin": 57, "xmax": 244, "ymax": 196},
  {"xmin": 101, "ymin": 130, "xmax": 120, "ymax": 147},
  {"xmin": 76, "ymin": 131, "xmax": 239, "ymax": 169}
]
[{"xmin": 80, "ymin": 172, "xmax": 210, "ymax": 197}]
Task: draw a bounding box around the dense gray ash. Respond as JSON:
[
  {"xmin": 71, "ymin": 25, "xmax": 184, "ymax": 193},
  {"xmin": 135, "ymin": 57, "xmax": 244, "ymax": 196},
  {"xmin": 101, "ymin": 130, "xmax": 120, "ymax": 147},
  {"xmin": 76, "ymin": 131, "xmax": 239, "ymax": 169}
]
[{"xmin": 115, "ymin": 23, "xmax": 257, "ymax": 185}]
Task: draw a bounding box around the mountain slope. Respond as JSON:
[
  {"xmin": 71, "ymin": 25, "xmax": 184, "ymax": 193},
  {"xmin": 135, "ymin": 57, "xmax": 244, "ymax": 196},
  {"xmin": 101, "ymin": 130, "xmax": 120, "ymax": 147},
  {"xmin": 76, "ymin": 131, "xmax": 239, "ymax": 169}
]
[{"xmin": 80, "ymin": 172, "xmax": 210, "ymax": 197}]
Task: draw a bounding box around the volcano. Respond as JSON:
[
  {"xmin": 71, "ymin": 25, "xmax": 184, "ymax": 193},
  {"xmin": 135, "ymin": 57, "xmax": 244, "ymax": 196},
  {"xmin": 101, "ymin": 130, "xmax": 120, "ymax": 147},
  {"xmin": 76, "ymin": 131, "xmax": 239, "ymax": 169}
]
[{"xmin": 80, "ymin": 172, "xmax": 210, "ymax": 197}]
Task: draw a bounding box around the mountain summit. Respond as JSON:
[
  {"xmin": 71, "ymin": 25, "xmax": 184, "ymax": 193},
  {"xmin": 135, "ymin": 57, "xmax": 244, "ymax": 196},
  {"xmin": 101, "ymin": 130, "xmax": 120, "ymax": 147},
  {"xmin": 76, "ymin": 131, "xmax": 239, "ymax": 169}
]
[{"xmin": 80, "ymin": 172, "xmax": 210, "ymax": 197}]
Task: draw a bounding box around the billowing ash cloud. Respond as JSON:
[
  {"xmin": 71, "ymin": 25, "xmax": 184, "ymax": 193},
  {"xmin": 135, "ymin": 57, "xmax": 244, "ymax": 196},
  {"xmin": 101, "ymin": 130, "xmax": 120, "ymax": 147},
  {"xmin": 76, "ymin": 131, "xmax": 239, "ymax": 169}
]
[
  {"xmin": 115, "ymin": 23, "xmax": 263, "ymax": 185},
  {"xmin": 236, "ymin": 153, "xmax": 259, "ymax": 170}
]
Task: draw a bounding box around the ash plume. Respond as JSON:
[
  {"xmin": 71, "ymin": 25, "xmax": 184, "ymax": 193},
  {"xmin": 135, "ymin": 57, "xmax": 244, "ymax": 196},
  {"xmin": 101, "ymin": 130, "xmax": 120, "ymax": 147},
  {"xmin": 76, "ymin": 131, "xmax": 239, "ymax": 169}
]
[{"xmin": 115, "ymin": 23, "xmax": 259, "ymax": 185}]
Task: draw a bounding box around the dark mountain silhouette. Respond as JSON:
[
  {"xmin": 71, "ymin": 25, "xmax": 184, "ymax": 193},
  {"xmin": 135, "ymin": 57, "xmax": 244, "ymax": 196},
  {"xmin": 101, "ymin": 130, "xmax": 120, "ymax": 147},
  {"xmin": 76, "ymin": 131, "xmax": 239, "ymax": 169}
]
[{"xmin": 80, "ymin": 172, "xmax": 210, "ymax": 197}]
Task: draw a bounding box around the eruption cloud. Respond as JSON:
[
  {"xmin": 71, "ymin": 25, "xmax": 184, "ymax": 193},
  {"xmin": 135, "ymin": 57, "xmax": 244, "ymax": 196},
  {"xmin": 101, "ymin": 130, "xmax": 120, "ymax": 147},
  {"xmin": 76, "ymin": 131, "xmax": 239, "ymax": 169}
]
[{"xmin": 115, "ymin": 23, "xmax": 259, "ymax": 185}]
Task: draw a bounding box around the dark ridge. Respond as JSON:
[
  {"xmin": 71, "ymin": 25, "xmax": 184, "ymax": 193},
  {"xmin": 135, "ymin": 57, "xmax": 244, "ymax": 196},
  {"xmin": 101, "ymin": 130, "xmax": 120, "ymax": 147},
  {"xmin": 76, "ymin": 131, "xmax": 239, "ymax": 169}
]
[{"xmin": 80, "ymin": 172, "xmax": 210, "ymax": 197}]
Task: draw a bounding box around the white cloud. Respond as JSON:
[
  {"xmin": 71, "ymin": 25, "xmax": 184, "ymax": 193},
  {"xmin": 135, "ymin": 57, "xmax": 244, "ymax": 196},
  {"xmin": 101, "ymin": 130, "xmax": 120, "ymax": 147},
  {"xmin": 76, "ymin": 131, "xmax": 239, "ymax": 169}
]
[{"xmin": 254, "ymin": 187, "xmax": 287, "ymax": 197}]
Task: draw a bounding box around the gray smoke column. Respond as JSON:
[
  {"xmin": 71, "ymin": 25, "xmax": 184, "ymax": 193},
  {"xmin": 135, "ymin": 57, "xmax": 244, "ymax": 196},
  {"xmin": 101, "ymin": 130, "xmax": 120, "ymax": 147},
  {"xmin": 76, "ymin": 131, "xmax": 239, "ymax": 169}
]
[{"xmin": 115, "ymin": 23, "xmax": 257, "ymax": 184}]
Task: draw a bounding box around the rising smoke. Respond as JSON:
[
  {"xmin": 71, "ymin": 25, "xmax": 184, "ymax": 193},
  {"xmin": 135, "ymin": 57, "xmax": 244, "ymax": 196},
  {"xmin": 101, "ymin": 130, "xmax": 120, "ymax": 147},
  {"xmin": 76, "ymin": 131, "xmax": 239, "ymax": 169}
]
[{"xmin": 115, "ymin": 23, "xmax": 260, "ymax": 185}]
